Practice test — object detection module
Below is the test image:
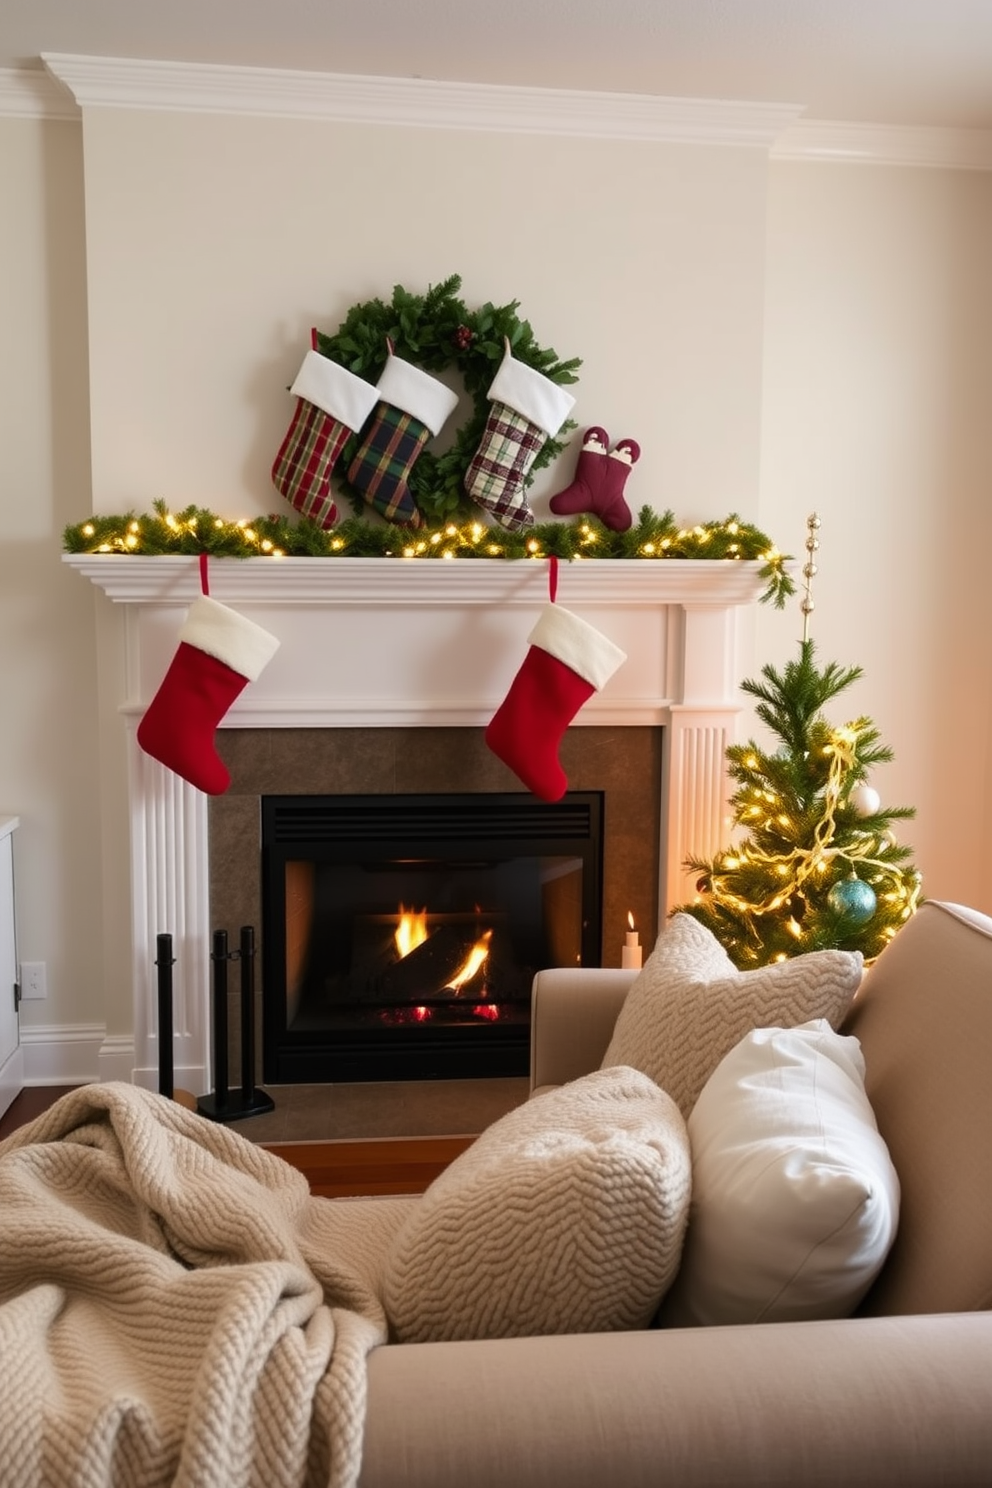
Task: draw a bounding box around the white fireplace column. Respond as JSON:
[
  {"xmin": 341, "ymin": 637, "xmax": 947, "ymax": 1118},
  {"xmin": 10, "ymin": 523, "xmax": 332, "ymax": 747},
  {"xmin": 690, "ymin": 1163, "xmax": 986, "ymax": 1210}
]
[{"xmin": 67, "ymin": 553, "xmax": 767, "ymax": 1092}]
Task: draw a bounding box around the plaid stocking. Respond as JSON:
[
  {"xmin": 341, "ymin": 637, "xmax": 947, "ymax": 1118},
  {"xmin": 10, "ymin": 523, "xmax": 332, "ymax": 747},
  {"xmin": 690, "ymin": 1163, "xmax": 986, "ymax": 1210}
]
[
  {"xmin": 271, "ymin": 332, "xmax": 378, "ymax": 528},
  {"xmin": 464, "ymin": 342, "xmax": 575, "ymax": 532},
  {"xmin": 346, "ymin": 347, "xmax": 458, "ymax": 527}
]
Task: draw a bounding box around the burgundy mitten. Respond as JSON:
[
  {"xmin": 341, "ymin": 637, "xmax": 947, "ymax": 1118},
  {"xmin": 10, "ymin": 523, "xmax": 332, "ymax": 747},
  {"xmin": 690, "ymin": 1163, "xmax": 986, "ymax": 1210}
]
[{"xmin": 549, "ymin": 429, "xmax": 641, "ymax": 533}]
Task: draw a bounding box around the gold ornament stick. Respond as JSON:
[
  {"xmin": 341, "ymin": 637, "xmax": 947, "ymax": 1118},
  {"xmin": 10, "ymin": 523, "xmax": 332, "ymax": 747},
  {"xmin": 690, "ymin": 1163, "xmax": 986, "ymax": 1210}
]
[{"xmin": 801, "ymin": 512, "xmax": 820, "ymax": 642}]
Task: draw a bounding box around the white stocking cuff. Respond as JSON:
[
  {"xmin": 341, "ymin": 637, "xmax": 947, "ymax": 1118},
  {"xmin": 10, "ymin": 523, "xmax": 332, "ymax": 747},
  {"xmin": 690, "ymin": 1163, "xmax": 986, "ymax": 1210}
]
[
  {"xmin": 487, "ymin": 347, "xmax": 576, "ymax": 437},
  {"xmin": 180, "ymin": 596, "xmax": 281, "ymax": 682},
  {"xmin": 290, "ymin": 350, "xmax": 379, "ymax": 432},
  {"xmin": 528, "ymin": 603, "xmax": 626, "ymax": 691},
  {"xmin": 376, "ymin": 352, "xmax": 460, "ymax": 436}
]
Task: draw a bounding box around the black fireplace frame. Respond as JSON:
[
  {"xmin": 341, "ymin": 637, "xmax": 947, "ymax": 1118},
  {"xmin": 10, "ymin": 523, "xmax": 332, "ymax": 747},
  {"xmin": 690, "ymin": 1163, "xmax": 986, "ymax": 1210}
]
[{"xmin": 260, "ymin": 791, "xmax": 604, "ymax": 1083}]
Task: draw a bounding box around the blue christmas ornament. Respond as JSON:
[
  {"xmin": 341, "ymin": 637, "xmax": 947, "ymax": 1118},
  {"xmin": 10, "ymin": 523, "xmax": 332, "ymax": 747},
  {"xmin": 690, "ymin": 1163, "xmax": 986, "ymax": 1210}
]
[{"xmin": 827, "ymin": 876, "xmax": 877, "ymax": 925}]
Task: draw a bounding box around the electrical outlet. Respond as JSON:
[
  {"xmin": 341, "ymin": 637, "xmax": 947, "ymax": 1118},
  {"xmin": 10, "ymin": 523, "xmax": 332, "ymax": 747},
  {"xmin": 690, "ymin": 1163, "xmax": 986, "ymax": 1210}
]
[{"xmin": 20, "ymin": 961, "xmax": 47, "ymax": 1000}]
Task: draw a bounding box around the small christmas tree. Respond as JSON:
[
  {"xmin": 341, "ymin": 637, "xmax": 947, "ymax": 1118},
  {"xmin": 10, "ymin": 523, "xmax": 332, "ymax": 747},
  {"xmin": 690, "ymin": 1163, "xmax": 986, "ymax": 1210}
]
[{"xmin": 679, "ymin": 516, "xmax": 922, "ymax": 968}]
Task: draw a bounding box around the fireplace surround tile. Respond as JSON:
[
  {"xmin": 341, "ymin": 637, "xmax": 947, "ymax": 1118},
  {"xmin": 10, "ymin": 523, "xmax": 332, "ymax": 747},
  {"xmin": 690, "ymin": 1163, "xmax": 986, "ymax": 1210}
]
[{"xmin": 210, "ymin": 725, "xmax": 662, "ymax": 961}]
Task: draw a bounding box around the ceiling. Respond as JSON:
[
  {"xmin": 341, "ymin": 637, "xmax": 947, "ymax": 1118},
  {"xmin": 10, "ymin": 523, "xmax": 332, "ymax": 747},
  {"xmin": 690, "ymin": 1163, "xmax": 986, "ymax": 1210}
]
[{"xmin": 3, "ymin": 0, "xmax": 992, "ymax": 131}]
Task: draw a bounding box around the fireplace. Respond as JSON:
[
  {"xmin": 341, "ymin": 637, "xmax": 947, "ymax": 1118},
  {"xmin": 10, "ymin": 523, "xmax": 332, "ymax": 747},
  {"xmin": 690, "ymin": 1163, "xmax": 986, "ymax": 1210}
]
[
  {"xmin": 261, "ymin": 791, "xmax": 602, "ymax": 1081},
  {"xmin": 66, "ymin": 552, "xmax": 766, "ymax": 1094}
]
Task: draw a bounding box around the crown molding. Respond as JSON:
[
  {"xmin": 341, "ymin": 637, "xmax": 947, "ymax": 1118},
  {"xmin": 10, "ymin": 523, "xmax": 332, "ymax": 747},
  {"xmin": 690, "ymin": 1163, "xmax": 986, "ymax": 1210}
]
[
  {"xmin": 773, "ymin": 118, "xmax": 992, "ymax": 171},
  {"xmin": 41, "ymin": 53, "xmax": 802, "ymax": 147},
  {"xmin": 0, "ymin": 65, "xmax": 79, "ymax": 120},
  {"xmin": 16, "ymin": 56, "xmax": 992, "ymax": 170}
]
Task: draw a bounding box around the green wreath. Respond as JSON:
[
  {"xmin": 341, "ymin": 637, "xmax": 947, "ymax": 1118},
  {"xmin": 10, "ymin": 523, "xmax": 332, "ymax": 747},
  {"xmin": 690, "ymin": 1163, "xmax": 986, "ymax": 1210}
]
[{"xmin": 317, "ymin": 274, "xmax": 581, "ymax": 525}]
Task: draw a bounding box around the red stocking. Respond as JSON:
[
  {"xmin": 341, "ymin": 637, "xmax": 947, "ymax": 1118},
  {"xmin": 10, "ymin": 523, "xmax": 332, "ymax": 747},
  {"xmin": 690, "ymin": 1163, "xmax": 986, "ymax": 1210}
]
[
  {"xmin": 137, "ymin": 558, "xmax": 280, "ymax": 795},
  {"xmin": 485, "ymin": 559, "xmax": 626, "ymax": 802}
]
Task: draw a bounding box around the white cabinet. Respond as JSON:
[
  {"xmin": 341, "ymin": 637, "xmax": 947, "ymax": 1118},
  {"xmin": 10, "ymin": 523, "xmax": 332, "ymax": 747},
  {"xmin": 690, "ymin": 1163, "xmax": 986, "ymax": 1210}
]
[{"xmin": 0, "ymin": 817, "xmax": 21, "ymax": 1120}]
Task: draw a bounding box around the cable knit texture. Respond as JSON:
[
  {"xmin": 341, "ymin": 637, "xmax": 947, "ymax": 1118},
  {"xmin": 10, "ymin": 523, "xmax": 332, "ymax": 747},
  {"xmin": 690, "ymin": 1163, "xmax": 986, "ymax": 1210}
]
[
  {"xmin": 0, "ymin": 1083, "xmax": 412, "ymax": 1488},
  {"xmin": 383, "ymin": 1065, "xmax": 691, "ymax": 1343},
  {"xmin": 601, "ymin": 913, "xmax": 864, "ymax": 1118}
]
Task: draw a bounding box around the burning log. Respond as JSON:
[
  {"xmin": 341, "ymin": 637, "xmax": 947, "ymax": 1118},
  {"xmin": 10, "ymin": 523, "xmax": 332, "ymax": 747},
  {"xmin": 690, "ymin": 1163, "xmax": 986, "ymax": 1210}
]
[{"xmin": 377, "ymin": 925, "xmax": 490, "ymax": 1003}]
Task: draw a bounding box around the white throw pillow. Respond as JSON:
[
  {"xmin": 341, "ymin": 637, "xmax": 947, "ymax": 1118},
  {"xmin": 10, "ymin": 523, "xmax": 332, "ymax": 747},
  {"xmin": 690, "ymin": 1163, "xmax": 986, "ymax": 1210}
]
[
  {"xmin": 382, "ymin": 1065, "xmax": 691, "ymax": 1343},
  {"xmin": 660, "ymin": 1020, "xmax": 900, "ymax": 1327},
  {"xmin": 601, "ymin": 913, "xmax": 863, "ymax": 1116}
]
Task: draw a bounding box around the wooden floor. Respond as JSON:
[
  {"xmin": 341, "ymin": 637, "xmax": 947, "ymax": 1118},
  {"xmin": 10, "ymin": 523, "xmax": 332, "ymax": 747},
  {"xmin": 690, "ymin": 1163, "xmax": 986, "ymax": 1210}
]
[
  {"xmin": 0, "ymin": 1085, "xmax": 79, "ymax": 1141},
  {"xmin": 264, "ymin": 1135, "xmax": 475, "ymax": 1197},
  {"xmin": 0, "ymin": 1086, "xmax": 471, "ymax": 1196}
]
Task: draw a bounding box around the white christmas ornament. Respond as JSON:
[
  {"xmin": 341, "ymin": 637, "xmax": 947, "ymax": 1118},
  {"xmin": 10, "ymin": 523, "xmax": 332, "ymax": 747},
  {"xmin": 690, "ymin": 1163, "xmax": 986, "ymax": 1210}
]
[{"xmin": 849, "ymin": 782, "xmax": 881, "ymax": 817}]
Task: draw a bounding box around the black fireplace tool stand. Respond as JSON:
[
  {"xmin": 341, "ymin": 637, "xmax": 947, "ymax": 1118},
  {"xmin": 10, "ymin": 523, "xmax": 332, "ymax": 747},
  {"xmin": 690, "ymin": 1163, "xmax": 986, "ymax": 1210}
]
[{"xmin": 197, "ymin": 926, "xmax": 275, "ymax": 1123}]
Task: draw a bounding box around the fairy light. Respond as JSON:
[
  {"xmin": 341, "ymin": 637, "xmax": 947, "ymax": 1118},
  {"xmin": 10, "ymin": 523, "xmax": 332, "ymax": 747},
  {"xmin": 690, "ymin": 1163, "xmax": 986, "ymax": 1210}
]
[{"xmin": 62, "ymin": 507, "xmax": 793, "ymax": 608}]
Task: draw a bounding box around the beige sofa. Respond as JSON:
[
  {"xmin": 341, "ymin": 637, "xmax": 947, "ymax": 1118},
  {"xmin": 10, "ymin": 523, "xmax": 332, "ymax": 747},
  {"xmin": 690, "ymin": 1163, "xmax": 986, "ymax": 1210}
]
[{"xmin": 359, "ymin": 899, "xmax": 992, "ymax": 1487}]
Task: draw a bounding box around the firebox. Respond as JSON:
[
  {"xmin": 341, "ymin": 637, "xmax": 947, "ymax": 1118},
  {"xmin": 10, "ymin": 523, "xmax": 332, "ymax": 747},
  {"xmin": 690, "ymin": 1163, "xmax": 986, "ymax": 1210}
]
[{"xmin": 260, "ymin": 792, "xmax": 603, "ymax": 1082}]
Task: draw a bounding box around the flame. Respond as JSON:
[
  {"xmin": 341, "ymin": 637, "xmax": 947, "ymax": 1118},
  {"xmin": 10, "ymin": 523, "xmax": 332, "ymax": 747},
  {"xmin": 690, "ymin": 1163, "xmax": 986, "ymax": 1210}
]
[
  {"xmin": 447, "ymin": 928, "xmax": 493, "ymax": 992},
  {"xmin": 395, "ymin": 905, "xmax": 429, "ymax": 958},
  {"xmin": 627, "ymin": 910, "xmax": 636, "ymax": 931}
]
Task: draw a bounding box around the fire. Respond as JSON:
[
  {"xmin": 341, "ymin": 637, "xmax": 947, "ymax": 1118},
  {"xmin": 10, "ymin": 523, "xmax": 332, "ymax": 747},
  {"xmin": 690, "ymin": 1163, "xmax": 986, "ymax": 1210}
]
[
  {"xmin": 447, "ymin": 928, "xmax": 493, "ymax": 992},
  {"xmin": 395, "ymin": 905, "xmax": 429, "ymax": 958}
]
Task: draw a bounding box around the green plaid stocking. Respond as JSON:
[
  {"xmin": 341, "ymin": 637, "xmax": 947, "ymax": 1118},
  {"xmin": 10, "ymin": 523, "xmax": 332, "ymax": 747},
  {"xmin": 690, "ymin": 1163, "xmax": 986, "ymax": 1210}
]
[{"xmin": 347, "ymin": 347, "xmax": 458, "ymax": 527}]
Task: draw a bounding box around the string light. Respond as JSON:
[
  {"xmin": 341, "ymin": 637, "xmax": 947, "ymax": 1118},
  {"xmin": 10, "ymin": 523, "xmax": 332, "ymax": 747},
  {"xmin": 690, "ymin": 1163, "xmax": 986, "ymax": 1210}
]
[{"xmin": 60, "ymin": 501, "xmax": 796, "ymax": 605}]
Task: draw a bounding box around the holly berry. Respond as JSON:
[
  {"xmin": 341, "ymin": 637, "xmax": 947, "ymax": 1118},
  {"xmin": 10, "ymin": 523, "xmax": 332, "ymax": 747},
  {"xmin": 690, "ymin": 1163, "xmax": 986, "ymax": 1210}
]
[{"xmin": 453, "ymin": 324, "xmax": 474, "ymax": 351}]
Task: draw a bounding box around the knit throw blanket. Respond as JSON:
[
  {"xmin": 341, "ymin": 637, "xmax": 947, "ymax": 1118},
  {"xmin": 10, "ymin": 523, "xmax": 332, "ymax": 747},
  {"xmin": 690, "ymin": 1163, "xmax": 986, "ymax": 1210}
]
[{"xmin": 0, "ymin": 1083, "xmax": 400, "ymax": 1488}]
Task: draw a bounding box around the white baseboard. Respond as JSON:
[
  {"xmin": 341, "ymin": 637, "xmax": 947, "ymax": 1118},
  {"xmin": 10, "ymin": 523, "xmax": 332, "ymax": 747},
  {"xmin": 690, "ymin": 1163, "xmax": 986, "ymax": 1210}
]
[
  {"xmin": 98, "ymin": 1034, "xmax": 136, "ymax": 1084},
  {"xmin": 19, "ymin": 1023, "xmax": 108, "ymax": 1085},
  {"xmin": 16, "ymin": 1026, "xmax": 209, "ymax": 1094}
]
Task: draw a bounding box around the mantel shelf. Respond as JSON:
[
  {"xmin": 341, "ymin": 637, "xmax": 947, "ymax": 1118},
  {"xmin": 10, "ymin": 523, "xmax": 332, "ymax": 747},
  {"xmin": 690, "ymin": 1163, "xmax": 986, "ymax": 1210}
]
[{"xmin": 63, "ymin": 554, "xmax": 770, "ymax": 609}]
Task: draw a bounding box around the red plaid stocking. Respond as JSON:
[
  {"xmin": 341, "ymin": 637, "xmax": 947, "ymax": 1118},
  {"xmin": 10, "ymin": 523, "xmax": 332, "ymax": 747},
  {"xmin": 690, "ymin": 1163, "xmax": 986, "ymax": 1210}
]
[{"xmin": 271, "ymin": 331, "xmax": 378, "ymax": 528}]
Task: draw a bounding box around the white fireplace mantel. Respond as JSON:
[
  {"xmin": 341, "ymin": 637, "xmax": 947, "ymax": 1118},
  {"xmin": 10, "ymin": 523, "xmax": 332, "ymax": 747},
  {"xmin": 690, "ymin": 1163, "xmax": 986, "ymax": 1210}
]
[{"xmin": 66, "ymin": 553, "xmax": 766, "ymax": 1091}]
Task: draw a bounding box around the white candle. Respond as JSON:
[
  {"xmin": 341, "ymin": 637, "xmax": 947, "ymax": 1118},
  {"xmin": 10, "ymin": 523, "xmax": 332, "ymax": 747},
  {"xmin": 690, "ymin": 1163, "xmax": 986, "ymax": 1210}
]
[{"xmin": 621, "ymin": 913, "xmax": 642, "ymax": 970}]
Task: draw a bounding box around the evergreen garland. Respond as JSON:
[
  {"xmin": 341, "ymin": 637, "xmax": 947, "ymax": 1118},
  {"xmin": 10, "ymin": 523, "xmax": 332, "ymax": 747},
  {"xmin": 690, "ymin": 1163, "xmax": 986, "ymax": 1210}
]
[
  {"xmin": 63, "ymin": 501, "xmax": 796, "ymax": 608},
  {"xmin": 315, "ymin": 274, "xmax": 581, "ymax": 523}
]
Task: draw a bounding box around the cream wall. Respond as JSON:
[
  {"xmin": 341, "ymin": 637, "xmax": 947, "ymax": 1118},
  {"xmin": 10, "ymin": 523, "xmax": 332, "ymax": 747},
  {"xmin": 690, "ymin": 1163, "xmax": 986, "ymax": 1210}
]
[
  {"xmin": 756, "ymin": 162, "xmax": 992, "ymax": 909},
  {"xmin": 2, "ymin": 84, "xmax": 991, "ymax": 1077},
  {"xmin": 0, "ymin": 115, "xmax": 108, "ymax": 1062},
  {"xmin": 79, "ymin": 108, "xmax": 769, "ymax": 521}
]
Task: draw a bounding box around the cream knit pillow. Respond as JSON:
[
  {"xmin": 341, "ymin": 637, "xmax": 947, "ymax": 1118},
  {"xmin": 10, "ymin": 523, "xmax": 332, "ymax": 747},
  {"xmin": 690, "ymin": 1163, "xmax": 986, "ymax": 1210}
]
[
  {"xmin": 382, "ymin": 1065, "xmax": 691, "ymax": 1343},
  {"xmin": 601, "ymin": 913, "xmax": 863, "ymax": 1117}
]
